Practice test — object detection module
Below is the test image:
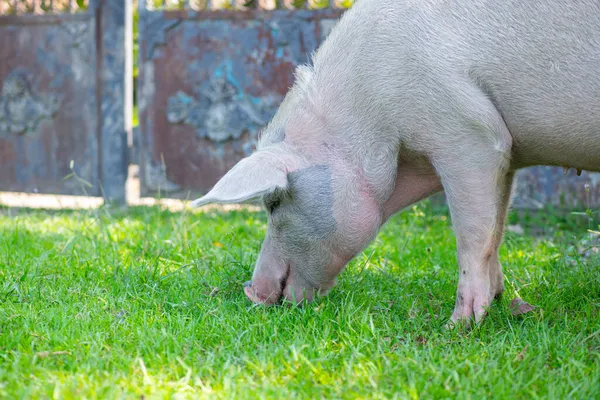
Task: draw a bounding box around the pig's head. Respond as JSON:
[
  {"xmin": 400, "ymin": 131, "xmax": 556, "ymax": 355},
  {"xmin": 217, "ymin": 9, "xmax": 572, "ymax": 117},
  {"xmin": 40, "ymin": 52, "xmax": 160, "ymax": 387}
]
[{"xmin": 191, "ymin": 143, "xmax": 383, "ymax": 306}]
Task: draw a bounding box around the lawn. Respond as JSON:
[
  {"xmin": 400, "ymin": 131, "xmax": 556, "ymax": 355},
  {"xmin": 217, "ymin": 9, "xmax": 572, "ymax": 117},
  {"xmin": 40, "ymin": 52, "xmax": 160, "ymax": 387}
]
[{"xmin": 0, "ymin": 202, "xmax": 599, "ymax": 399}]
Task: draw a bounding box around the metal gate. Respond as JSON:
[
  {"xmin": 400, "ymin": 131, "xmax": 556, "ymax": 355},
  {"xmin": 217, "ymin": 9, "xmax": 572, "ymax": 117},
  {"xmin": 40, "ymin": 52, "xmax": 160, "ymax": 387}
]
[
  {"xmin": 137, "ymin": 0, "xmax": 345, "ymax": 198},
  {"xmin": 0, "ymin": 0, "xmax": 130, "ymax": 203}
]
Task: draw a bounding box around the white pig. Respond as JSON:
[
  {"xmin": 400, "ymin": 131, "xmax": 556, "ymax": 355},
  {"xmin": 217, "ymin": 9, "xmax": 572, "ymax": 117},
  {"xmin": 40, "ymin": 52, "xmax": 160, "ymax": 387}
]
[{"xmin": 192, "ymin": 0, "xmax": 600, "ymax": 325}]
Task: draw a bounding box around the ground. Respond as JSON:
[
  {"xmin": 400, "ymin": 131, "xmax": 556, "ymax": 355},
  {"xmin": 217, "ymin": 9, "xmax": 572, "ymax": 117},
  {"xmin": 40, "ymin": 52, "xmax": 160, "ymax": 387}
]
[{"xmin": 0, "ymin": 202, "xmax": 599, "ymax": 399}]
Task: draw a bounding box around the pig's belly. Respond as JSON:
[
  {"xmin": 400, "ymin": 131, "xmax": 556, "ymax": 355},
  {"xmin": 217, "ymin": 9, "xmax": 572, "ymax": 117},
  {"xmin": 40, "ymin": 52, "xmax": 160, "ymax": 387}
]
[
  {"xmin": 479, "ymin": 81, "xmax": 600, "ymax": 172},
  {"xmin": 508, "ymin": 125, "xmax": 600, "ymax": 172}
]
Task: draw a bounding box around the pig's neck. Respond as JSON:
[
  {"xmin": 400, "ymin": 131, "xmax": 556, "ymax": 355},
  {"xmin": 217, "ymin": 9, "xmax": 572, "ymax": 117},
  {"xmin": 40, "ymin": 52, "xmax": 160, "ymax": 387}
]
[
  {"xmin": 290, "ymin": 108, "xmax": 402, "ymax": 203},
  {"xmin": 281, "ymin": 60, "xmax": 442, "ymax": 221},
  {"xmin": 286, "ymin": 110, "xmax": 442, "ymax": 226}
]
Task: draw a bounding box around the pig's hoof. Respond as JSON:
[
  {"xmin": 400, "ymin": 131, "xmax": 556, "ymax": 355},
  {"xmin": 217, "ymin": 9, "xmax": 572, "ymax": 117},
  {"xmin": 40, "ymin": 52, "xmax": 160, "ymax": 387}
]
[
  {"xmin": 243, "ymin": 284, "xmax": 280, "ymax": 306},
  {"xmin": 447, "ymin": 290, "xmax": 495, "ymax": 330}
]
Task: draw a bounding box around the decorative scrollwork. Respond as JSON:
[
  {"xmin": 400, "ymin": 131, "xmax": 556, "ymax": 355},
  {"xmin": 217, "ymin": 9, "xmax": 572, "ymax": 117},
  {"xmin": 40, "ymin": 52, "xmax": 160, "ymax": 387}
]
[
  {"xmin": 0, "ymin": 69, "xmax": 61, "ymax": 137},
  {"xmin": 166, "ymin": 76, "xmax": 276, "ymax": 143}
]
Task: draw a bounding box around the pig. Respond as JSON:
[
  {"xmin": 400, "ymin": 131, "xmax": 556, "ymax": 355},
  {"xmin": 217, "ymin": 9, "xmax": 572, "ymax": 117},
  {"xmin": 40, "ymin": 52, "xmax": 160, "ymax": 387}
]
[{"xmin": 191, "ymin": 0, "xmax": 600, "ymax": 326}]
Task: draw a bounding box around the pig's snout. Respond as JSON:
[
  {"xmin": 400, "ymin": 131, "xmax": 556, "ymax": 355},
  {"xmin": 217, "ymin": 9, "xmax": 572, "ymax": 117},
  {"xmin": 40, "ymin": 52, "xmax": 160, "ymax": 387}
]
[
  {"xmin": 243, "ymin": 265, "xmax": 289, "ymax": 306},
  {"xmin": 243, "ymin": 280, "xmax": 281, "ymax": 306},
  {"xmin": 243, "ymin": 266, "xmax": 319, "ymax": 306}
]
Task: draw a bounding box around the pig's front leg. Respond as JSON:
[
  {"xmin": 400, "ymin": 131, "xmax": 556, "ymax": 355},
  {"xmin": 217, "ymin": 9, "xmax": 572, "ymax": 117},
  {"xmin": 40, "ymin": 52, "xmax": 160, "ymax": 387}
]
[
  {"xmin": 430, "ymin": 123, "xmax": 513, "ymax": 326},
  {"xmin": 439, "ymin": 161, "xmax": 512, "ymax": 325}
]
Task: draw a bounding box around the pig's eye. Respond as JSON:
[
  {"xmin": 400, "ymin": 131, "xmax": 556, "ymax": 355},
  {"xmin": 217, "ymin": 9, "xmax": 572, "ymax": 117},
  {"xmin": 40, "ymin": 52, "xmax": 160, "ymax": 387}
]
[{"xmin": 266, "ymin": 197, "xmax": 281, "ymax": 214}]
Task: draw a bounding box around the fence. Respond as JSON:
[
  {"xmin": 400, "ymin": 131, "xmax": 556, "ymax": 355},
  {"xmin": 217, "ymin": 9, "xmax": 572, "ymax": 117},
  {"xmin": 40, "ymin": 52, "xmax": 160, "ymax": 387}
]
[{"xmin": 1, "ymin": 0, "xmax": 598, "ymax": 208}]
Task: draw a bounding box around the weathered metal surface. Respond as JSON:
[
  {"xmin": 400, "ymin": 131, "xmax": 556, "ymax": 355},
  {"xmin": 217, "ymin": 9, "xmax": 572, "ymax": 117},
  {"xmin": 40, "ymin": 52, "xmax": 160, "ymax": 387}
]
[
  {"xmin": 0, "ymin": 0, "xmax": 129, "ymax": 203},
  {"xmin": 0, "ymin": 8, "xmax": 99, "ymax": 195},
  {"xmin": 0, "ymin": 69, "xmax": 61, "ymax": 136},
  {"xmin": 138, "ymin": 7, "xmax": 344, "ymax": 197}
]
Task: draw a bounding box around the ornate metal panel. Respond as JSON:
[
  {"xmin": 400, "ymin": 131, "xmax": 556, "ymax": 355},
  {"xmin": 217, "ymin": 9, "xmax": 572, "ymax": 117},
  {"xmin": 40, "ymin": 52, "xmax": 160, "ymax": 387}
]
[
  {"xmin": 137, "ymin": 2, "xmax": 345, "ymax": 197},
  {"xmin": 0, "ymin": 0, "xmax": 129, "ymax": 202}
]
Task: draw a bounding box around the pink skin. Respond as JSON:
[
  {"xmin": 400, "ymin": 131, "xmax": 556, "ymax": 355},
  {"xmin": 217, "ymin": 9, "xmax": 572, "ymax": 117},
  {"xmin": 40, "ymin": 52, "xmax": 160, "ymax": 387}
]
[
  {"xmin": 382, "ymin": 158, "xmax": 443, "ymax": 222},
  {"xmin": 242, "ymin": 234, "xmax": 290, "ymax": 305},
  {"xmin": 243, "ymin": 155, "xmax": 443, "ymax": 306}
]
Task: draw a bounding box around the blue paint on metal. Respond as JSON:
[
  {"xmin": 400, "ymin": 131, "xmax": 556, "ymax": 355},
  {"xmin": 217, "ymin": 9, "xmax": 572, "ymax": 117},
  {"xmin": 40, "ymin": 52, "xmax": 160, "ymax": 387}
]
[
  {"xmin": 166, "ymin": 72, "xmax": 274, "ymax": 144},
  {"xmin": 35, "ymin": 47, "xmax": 71, "ymax": 89},
  {"xmin": 0, "ymin": 0, "xmax": 129, "ymax": 200},
  {"xmin": 140, "ymin": 10, "xmax": 181, "ymax": 59},
  {"xmin": 0, "ymin": 2, "xmax": 105, "ymax": 196},
  {"xmin": 138, "ymin": 10, "xmax": 339, "ymax": 195},
  {"xmin": 14, "ymin": 136, "xmax": 29, "ymax": 185}
]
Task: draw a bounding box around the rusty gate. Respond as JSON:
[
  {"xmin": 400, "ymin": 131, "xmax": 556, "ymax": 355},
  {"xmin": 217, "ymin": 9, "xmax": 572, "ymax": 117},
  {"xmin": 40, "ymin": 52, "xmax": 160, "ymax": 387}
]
[
  {"xmin": 137, "ymin": 0, "xmax": 345, "ymax": 198},
  {"xmin": 0, "ymin": 0, "xmax": 129, "ymax": 203}
]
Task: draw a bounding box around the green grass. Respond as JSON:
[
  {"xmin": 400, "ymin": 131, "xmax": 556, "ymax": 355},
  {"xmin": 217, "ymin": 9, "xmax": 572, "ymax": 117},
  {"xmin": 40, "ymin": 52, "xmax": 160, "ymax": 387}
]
[{"xmin": 0, "ymin": 202, "xmax": 599, "ymax": 399}]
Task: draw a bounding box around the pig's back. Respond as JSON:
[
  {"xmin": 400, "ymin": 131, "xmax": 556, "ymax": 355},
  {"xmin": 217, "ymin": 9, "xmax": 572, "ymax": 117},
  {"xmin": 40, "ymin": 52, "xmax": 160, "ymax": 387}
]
[
  {"xmin": 437, "ymin": 0, "xmax": 600, "ymax": 169},
  {"xmin": 319, "ymin": 0, "xmax": 600, "ymax": 170}
]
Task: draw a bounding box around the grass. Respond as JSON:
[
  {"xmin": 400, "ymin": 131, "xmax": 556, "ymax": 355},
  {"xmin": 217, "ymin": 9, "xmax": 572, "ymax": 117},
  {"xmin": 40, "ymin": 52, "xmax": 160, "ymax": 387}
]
[{"xmin": 0, "ymin": 201, "xmax": 599, "ymax": 399}]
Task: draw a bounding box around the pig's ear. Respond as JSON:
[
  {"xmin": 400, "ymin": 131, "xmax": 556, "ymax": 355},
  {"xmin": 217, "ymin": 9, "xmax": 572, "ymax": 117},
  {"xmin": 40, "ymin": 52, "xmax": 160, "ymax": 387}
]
[{"xmin": 190, "ymin": 150, "xmax": 289, "ymax": 207}]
